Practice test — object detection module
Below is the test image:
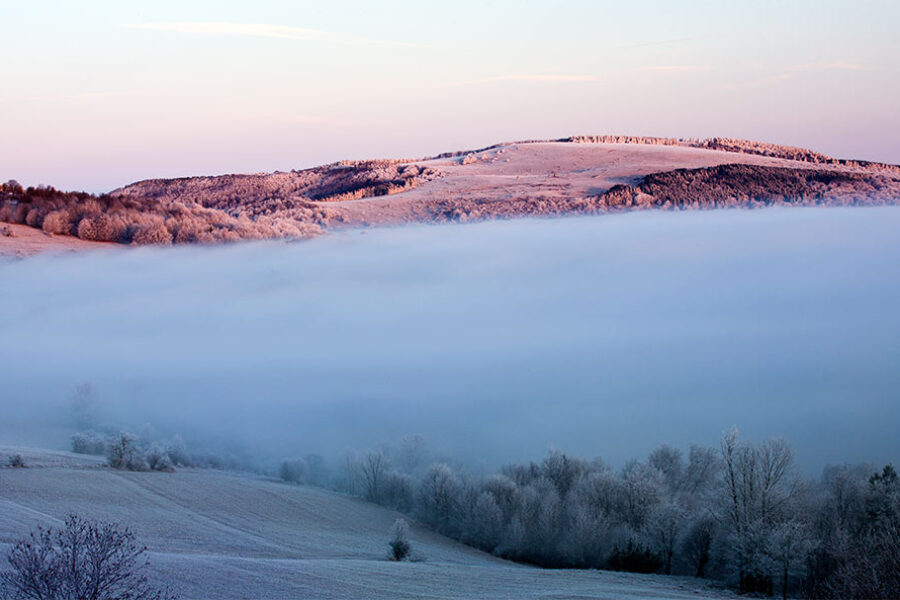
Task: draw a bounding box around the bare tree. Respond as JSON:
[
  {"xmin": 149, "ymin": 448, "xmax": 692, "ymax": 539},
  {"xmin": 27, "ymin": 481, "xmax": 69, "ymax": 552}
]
[
  {"xmin": 767, "ymin": 519, "xmax": 815, "ymax": 600},
  {"xmin": 0, "ymin": 514, "xmax": 174, "ymax": 600},
  {"xmin": 360, "ymin": 450, "xmax": 390, "ymax": 503},
  {"xmin": 719, "ymin": 428, "xmax": 797, "ymax": 594},
  {"xmin": 681, "ymin": 514, "xmax": 716, "ymax": 578},
  {"xmin": 682, "ymin": 445, "xmax": 721, "ymax": 498},
  {"xmin": 648, "ymin": 445, "xmax": 684, "ymax": 495},
  {"xmin": 417, "ymin": 464, "xmax": 463, "ymax": 535},
  {"xmin": 646, "ymin": 501, "xmax": 687, "ymax": 574}
]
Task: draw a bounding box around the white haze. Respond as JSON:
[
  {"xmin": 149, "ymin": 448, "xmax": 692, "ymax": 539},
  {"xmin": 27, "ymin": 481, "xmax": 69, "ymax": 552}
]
[{"xmin": 1, "ymin": 207, "xmax": 899, "ymax": 471}]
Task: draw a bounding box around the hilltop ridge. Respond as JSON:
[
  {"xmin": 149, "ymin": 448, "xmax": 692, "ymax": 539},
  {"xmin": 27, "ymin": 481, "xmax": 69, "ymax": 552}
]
[{"xmin": 2, "ymin": 136, "xmax": 899, "ymax": 255}]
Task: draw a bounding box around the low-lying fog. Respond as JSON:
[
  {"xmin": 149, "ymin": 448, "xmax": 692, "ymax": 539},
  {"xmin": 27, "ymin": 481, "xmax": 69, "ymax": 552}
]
[{"xmin": 1, "ymin": 207, "xmax": 898, "ymax": 471}]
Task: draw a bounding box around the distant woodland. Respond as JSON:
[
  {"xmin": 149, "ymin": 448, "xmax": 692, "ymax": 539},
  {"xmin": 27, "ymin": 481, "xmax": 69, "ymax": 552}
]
[
  {"xmin": 70, "ymin": 423, "xmax": 899, "ymax": 599},
  {"xmin": 3, "ymin": 137, "xmax": 899, "ymax": 246}
]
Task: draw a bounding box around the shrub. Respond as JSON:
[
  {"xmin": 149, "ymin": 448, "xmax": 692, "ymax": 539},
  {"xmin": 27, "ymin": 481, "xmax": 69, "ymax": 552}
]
[
  {"xmin": 41, "ymin": 209, "xmax": 72, "ymax": 235},
  {"xmin": 107, "ymin": 432, "xmax": 148, "ymax": 471},
  {"xmin": 607, "ymin": 539, "xmax": 663, "ymax": 574},
  {"xmin": 164, "ymin": 435, "xmax": 192, "ymax": 467},
  {"xmin": 388, "ymin": 518, "xmax": 412, "ymax": 561},
  {"xmin": 7, "ymin": 454, "xmax": 26, "ymax": 468},
  {"xmin": 0, "ymin": 514, "xmax": 175, "ymax": 600},
  {"xmin": 131, "ymin": 221, "xmax": 173, "ymax": 245},
  {"xmin": 279, "ymin": 458, "xmax": 308, "ymax": 484},
  {"xmin": 77, "ymin": 213, "xmax": 117, "ymax": 241},
  {"xmin": 145, "ymin": 444, "xmax": 175, "ymax": 473},
  {"xmin": 71, "ymin": 431, "xmax": 108, "ymax": 455}
]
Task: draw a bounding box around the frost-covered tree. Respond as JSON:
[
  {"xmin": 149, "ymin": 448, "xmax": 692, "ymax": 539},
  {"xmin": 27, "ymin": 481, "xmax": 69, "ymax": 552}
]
[
  {"xmin": 542, "ymin": 449, "xmax": 586, "ymax": 500},
  {"xmin": 648, "ymin": 445, "xmax": 684, "ymax": 495},
  {"xmin": 619, "ymin": 461, "xmax": 663, "ymax": 529},
  {"xmin": 682, "ymin": 445, "xmax": 721, "ymax": 498},
  {"xmin": 393, "ymin": 434, "xmax": 428, "ymax": 475},
  {"xmin": 145, "ymin": 444, "xmax": 175, "ymax": 473},
  {"xmin": 719, "ymin": 429, "xmax": 798, "ymax": 594},
  {"xmin": 0, "ymin": 514, "xmax": 175, "ymax": 600},
  {"xmin": 72, "ymin": 432, "xmax": 109, "ymax": 456},
  {"xmin": 303, "ymin": 453, "xmax": 330, "ymax": 487},
  {"xmin": 388, "ymin": 518, "xmax": 412, "ymax": 561},
  {"xmin": 766, "ymin": 519, "xmax": 815, "ymax": 600},
  {"xmin": 646, "ymin": 501, "xmax": 687, "ymax": 574},
  {"xmin": 462, "ymin": 491, "xmax": 504, "ymax": 553},
  {"xmin": 382, "ymin": 471, "xmax": 416, "ymax": 512},
  {"xmin": 360, "ymin": 450, "xmax": 390, "ymax": 503},
  {"xmin": 107, "ymin": 432, "xmax": 148, "ymax": 472},
  {"xmin": 681, "ymin": 514, "xmax": 717, "ymax": 578},
  {"xmin": 417, "ymin": 464, "xmax": 463, "ymax": 536}
]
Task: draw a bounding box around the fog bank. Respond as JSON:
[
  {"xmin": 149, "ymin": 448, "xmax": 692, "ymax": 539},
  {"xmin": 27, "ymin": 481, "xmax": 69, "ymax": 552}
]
[{"xmin": 1, "ymin": 207, "xmax": 898, "ymax": 470}]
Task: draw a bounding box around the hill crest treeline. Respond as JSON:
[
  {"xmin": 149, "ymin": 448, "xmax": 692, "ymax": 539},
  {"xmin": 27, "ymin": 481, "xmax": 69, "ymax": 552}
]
[{"xmin": 3, "ymin": 136, "xmax": 899, "ymax": 247}]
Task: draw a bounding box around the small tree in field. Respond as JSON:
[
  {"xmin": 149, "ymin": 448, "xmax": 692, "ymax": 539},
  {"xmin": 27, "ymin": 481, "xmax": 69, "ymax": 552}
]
[
  {"xmin": 107, "ymin": 432, "xmax": 148, "ymax": 472},
  {"xmin": 388, "ymin": 518, "xmax": 412, "ymax": 561},
  {"xmin": 0, "ymin": 514, "xmax": 174, "ymax": 600}
]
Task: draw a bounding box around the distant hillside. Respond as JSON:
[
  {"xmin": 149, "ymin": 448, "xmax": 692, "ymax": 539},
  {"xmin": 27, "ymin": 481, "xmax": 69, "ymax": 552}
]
[{"xmin": 2, "ymin": 136, "xmax": 899, "ymax": 252}]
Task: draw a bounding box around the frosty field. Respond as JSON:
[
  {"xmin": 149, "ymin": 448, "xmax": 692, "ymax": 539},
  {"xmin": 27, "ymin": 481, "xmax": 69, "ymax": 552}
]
[{"xmin": 0, "ymin": 447, "xmax": 735, "ymax": 600}]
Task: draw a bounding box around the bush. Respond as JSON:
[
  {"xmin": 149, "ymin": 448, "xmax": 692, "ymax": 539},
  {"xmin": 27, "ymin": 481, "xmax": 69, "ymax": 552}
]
[
  {"xmin": 107, "ymin": 432, "xmax": 148, "ymax": 471},
  {"xmin": 72, "ymin": 431, "xmax": 108, "ymax": 455},
  {"xmin": 131, "ymin": 221, "xmax": 173, "ymax": 245},
  {"xmin": 388, "ymin": 518, "xmax": 412, "ymax": 561},
  {"xmin": 7, "ymin": 454, "xmax": 26, "ymax": 468},
  {"xmin": 145, "ymin": 444, "xmax": 176, "ymax": 473},
  {"xmin": 607, "ymin": 539, "xmax": 663, "ymax": 574},
  {"xmin": 279, "ymin": 458, "xmax": 308, "ymax": 484},
  {"xmin": 0, "ymin": 514, "xmax": 175, "ymax": 600},
  {"xmin": 164, "ymin": 435, "xmax": 192, "ymax": 467},
  {"xmin": 41, "ymin": 209, "xmax": 72, "ymax": 235}
]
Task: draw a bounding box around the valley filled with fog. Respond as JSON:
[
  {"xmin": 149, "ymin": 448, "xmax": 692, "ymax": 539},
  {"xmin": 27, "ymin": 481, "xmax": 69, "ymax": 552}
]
[{"xmin": 1, "ymin": 207, "xmax": 898, "ymax": 471}]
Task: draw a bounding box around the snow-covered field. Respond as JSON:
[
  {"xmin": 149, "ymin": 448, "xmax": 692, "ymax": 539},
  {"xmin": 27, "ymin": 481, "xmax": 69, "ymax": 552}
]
[{"xmin": 0, "ymin": 447, "xmax": 734, "ymax": 599}]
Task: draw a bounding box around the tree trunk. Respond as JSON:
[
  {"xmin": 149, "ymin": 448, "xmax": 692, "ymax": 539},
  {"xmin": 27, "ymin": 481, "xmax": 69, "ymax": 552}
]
[{"xmin": 782, "ymin": 564, "xmax": 788, "ymax": 600}]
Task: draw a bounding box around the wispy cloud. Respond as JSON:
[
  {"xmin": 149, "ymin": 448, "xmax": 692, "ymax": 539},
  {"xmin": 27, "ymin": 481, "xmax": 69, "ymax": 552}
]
[
  {"xmin": 27, "ymin": 90, "xmax": 150, "ymax": 102},
  {"xmin": 615, "ymin": 37, "xmax": 694, "ymax": 50},
  {"xmin": 503, "ymin": 74, "xmax": 599, "ymax": 82},
  {"xmin": 73, "ymin": 90, "xmax": 150, "ymax": 99},
  {"xmin": 788, "ymin": 60, "xmax": 874, "ymax": 72},
  {"xmin": 720, "ymin": 73, "xmax": 791, "ymax": 91},
  {"xmin": 438, "ymin": 74, "xmax": 599, "ymax": 88},
  {"xmin": 634, "ymin": 65, "xmax": 705, "ymax": 73},
  {"xmin": 123, "ymin": 22, "xmax": 421, "ymax": 48},
  {"xmin": 722, "ymin": 59, "xmax": 875, "ymax": 90}
]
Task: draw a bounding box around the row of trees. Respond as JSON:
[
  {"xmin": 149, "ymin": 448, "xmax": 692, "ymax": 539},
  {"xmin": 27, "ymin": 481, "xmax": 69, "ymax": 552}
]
[
  {"xmin": 0, "ymin": 180, "xmax": 321, "ymax": 246},
  {"xmin": 282, "ymin": 431, "xmax": 898, "ymax": 599}
]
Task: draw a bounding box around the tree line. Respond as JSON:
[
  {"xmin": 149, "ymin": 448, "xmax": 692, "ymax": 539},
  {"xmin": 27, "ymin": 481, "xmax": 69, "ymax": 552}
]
[{"xmin": 282, "ymin": 430, "xmax": 898, "ymax": 599}]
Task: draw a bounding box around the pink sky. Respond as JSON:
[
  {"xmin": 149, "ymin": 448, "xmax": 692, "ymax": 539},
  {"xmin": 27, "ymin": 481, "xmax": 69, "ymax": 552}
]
[{"xmin": 2, "ymin": 1, "xmax": 899, "ymax": 192}]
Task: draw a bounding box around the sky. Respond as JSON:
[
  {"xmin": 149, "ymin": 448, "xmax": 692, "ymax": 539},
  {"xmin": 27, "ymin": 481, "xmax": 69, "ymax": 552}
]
[
  {"xmin": 1, "ymin": 208, "xmax": 898, "ymax": 471},
  {"xmin": 2, "ymin": 0, "xmax": 899, "ymax": 192}
]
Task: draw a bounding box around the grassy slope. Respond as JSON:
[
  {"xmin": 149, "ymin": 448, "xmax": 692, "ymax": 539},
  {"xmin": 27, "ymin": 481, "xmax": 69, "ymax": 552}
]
[{"xmin": 0, "ymin": 447, "xmax": 735, "ymax": 600}]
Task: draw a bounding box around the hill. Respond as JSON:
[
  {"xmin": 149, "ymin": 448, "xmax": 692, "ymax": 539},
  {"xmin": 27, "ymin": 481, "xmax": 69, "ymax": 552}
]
[
  {"xmin": 0, "ymin": 447, "xmax": 735, "ymax": 599},
  {"xmin": 2, "ymin": 136, "xmax": 899, "ymax": 256}
]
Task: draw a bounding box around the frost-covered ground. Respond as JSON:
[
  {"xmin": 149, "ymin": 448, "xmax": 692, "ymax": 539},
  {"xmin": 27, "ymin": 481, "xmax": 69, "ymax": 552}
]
[{"xmin": 0, "ymin": 447, "xmax": 735, "ymax": 599}]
